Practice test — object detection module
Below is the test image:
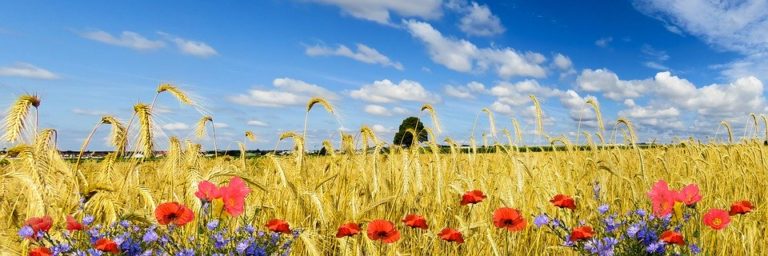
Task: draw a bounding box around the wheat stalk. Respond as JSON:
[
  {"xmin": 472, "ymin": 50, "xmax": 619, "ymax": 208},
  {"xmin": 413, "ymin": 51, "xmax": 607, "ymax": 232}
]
[
  {"xmin": 530, "ymin": 95, "xmax": 545, "ymax": 138},
  {"xmin": 2, "ymin": 94, "xmax": 41, "ymax": 143},
  {"xmin": 134, "ymin": 103, "xmax": 153, "ymax": 158},
  {"xmin": 420, "ymin": 104, "xmax": 442, "ymax": 134}
]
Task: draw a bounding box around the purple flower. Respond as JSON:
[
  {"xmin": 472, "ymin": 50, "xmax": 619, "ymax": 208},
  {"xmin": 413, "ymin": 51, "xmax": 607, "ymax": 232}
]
[
  {"xmin": 533, "ymin": 214, "xmax": 549, "ymax": 228},
  {"xmin": 603, "ymin": 215, "xmax": 620, "ymax": 233},
  {"xmin": 119, "ymin": 220, "xmax": 130, "ymax": 228},
  {"xmin": 562, "ymin": 235, "xmax": 574, "ymax": 247},
  {"xmin": 690, "ymin": 244, "xmax": 701, "ymax": 254},
  {"xmin": 646, "ymin": 241, "xmax": 666, "ymax": 254},
  {"xmin": 142, "ymin": 228, "xmax": 158, "ymax": 243},
  {"xmin": 52, "ymin": 243, "xmax": 71, "ymax": 255},
  {"xmin": 175, "ymin": 249, "xmax": 195, "ymax": 256},
  {"xmin": 207, "ymin": 219, "xmax": 219, "ymax": 230},
  {"xmin": 598, "ymin": 204, "xmax": 610, "ymax": 214},
  {"xmin": 82, "ymin": 215, "xmax": 95, "ymax": 226},
  {"xmin": 213, "ymin": 233, "xmax": 228, "ymax": 249},
  {"xmin": 626, "ymin": 223, "xmax": 641, "ymax": 238},
  {"xmin": 635, "ymin": 209, "xmax": 646, "ymax": 217},
  {"xmin": 18, "ymin": 226, "xmax": 33, "ymax": 238},
  {"xmin": 244, "ymin": 225, "xmax": 255, "ymax": 234}
]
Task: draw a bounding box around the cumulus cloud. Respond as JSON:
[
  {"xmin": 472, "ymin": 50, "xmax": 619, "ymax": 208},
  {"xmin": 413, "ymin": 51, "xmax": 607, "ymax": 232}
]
[
  {"xmin": 81, "ymin": 30, "xmax": 165, "ymax": 50},
  {"xmin": 308, "ymin": 0, "xmax": 442, "ymax": 24},
  {"xmin": 404, "ymin": 20, "xmax": 547, "ymax": 79},
  {"xmin": 448, "ymin": 1, "xmax": 505, "ymax": 36},
  {"xmin": 350, "ymin": 79, "xmax": 440, "ymax": 103},
  {"xmin": 229, "ymin": 77, "xmax": 339, "ymax": 107},
  {"xmin": 364, "ymin": 104, "xmax": 392, "ymax": 116},
  {"xmin": 247, "ymin": 120, "xmax": 268, "ymax": 127},
  {"xmin": 159, "ymin": 32, "xmax": 218, "ymax": 58},
  {"xmin": 305, "ymin": 43, "xmax": 403, "ymax": 70},
  {"xmin": 552, "ymin": 53, "xmax": 576, "ymax": 77},
  {"xmin": 162, "ymin": 122, "xmax": 190, "ymax": 131},
  {"xmin": 371, "ymin": 124, "xmax": 394, "ymax": 134},
  {"xmin": 576, "ymin": 69, "xmax": 652, "ymax": 100},
  {"xmin": 0, "ymin": 63, "xmax": 59, "ymax": 79},
  {"xmin": 444, "ymin": 81, "xmax": 484, "ymax": 99},
  {"xmin": 558, "ymin": 90, "xmax": 597, "ymax": 121},
  {"xmin": 489, "ymin": 80, "xmax": 559, "ymax": 106},
  {"xmin": 72, "ymin": 108, "xmax": 107, "ymax": 116}
]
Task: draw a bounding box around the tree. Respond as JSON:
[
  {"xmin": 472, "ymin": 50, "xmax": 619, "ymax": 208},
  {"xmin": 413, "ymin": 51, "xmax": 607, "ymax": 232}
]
[{"xmin": 393, "ymin": 117, "xmax": 428, "ymax": 147}]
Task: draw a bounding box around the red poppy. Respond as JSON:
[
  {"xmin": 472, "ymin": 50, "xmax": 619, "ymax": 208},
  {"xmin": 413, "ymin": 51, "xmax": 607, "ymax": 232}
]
[
  {"xmin": 194, "ymin": 180, "xmax": 221, "ymax": 202},
  {"xmin": 676, "ymin": 184, "xmax": 702, "ymax": 206},
  {"xmin": 729, "ymin": 200, "xmax": 754, "ymax": 216},
  {"xmin": 25, "ymin": 216, "xmax": 53, "ymax": 234},
  {"xmin": 492, "ymin": 207, "xmax": 527, "ymax": 232},
  {"xmin": 660, "ymin": 230, "xmax": 685, "ymax": 245},
  {"xmin": 402, "ymin": 214, "xmax": 429, "ymax": 229},
  {"xmin": 336, "ymin": 222, "xmax": 361, "ymax": 238},
  {"xmin": 461, "ymin": 190, "xmax": 486, "ymax": 205},
  {"xmin": 647, "ymin": 180, "xmax": 676, "ymax": 217},
  {"xmin": 66, "ymin": 215, "xmax": 85, "ymax": 231},
  {"xmin": 550, "ymin": 194, "xmax": 576, "ymax": 210},
  {"xmin": 366, "ymin": 219, "xmax": 401, "ymax": 243},
  {"xmin": 220, "ymin": 177, "xmax": 251, "ymax": 217},
  {"xmin": 154, "ymin": 202, "xmax": 194, "ymax": 226},
  {"xmin": 569, "ymin": 226, "xmax": 594, "ymax": 241},
  {"xmin": 438, "ymin": 228, "xmax": 464, "ymax": 244},
  {"xmin": 28, "ymin": 247, "xmax": 52, "ymax": 256},
  {"xmin": 93, "ymin": 238, "xmax": 120, "ymax": 254},
  {"xmin": 267, "ymin": 219, "xmax": 291, "ymax": 234},
  {"xmin": 703, "ymin": 209, "xmax": 730, "ymax": 230}
]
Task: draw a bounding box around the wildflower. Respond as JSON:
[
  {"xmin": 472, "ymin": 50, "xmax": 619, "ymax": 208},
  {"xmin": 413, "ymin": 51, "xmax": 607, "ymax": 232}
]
[
  {"xmin": 493, "ymin": 207, "xmax": 527, "ymax": 231},
  {"xmin": 175, "ymin": 249, "xmax": 195, "ymax": 256},
  {"xmin": 29, "ymin": 247, "xmax": 52, "ymax": 256},
  {"xmin": 66, "ymin": 215, "xmax": 85, "ymax": 231},
  {"xmin": 438, "ymin": 228, "xmax": 464, "ymax": 244},
  {"xmin": 244, "ymin": 224, "xmax": 255, "ymax": 234},
  {"xmin": 598, "ymin": 204, "xmax": 609, "ymax": 214},
  {"xmin": 593, "ymin": 182, "xmax": 601, "ymax": 200},
  {"xmin": 207, "ymin": 219, "xmax": 220, "ymax": 230},
  {"xmin": 213, "ymin": 233, "xmax": 228, "ymax": 249},
  {"xmin": 25, "ymin": 216, "xmax": 53, "ymax": 235},
  {"xmin": 366, "ymin": 219, "xmax": 400, "ymax": 243},
  {"xmin": 93, "ymin": 238, "xmax": 120, "ymax": 254},
  {"xmin": 119, "ymin": 220, "xmax": 130, "ymax": 228},
  {"xmin": 569, "ymin": 226, "xmax": 594, "ymax": 241},
  {"xmin": 626, "ymin": 222, "xmax": 642, "ymax": 238},
  {"xmin": 660, "ymin": 230, "xmax": 685, "ymax": 245},
  {"xmin": 142, "ymin": 228, "xmax": 158, "ymax": 243},
  {"xmin": 18, "ymin": 226, "xmax": 34, "ymax": 239},
  {"xmin": 460, "ymin": 190, "xmax": 486, "ymax": 205},
  {"xmin": 648, "ymin": 180, "xmax": 676, "ymax": 217},
  {"xmin": 154, "ymin": 202, "xmax": 194, "ymax": 226},
  {"xmin": 220, "ymin": 177, "xmax": 251, "ymax": 217},
  {"xmin": 635, "ymin": 209, "xmax": 647, "ymax": 217},
  {"xmin": 119, "ymin": 238, "xmax": 141, "ymax": 255},
  {"xmin": 703, "ymin": 209, "xmax": 730, "ymax": 230},
  {"xmin": 550, "ymin": 194, "xmax": 576, "ymax": 210},
  {"xmin": 603, "ymin": 215, "xmax": 620, "ymax": 233},
  {"xmin": 336, "ymin": 222, "xmax": 361, "ymax": 238},
  {"xmin": 584, "ymin": 237, "xmax": 618, "ymax": 256},
  {"xmin": 402, "ymin": 214, "xmax": 429, "ymax": 229},
  {"xmin": 52, "ymin": 243, "xmax": 71, "ymax": 255},
  {"xmin": 646, "ymin": 241, "xmax": 666, "ymax": 254},
  {"xmin": 82, "ymin": 215, "xmax": 95, "ymax": 226},
  {"xmin": 195, "ymin": 180, "xmax": 221, "ymax": 202},
  {"xmin": 677, "ymin": 184, "xmax": 702, "ymax": 206},
  {"xmin": 533, "ymin": 214, "xmax": 549, "ymax": 228},
  {"xmin": 267, "ymin": 219, "xmax": 291, "ymax": 234},
  {"xmin": 690, "ymin": 244, "xmax": 701, "ymax": 254},
  {"xmin": 729, "ymin": 200, "xmax": 753, "ymax": 216}
]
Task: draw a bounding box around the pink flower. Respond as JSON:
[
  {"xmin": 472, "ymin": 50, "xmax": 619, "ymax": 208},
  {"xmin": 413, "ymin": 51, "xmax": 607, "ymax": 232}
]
[
  {"xmin": 220, "ymin": 177, "xmax": 251, "ymax": 217},
  {"xmin": 677, "ymin": 184, "xmax": 702, "ymax": 206},
  {"xmin": 648, "ymin": 180, "xmax": 676, "ymax": 217},
  {"xmin": 194, "ymin": 180, "xmax": 221, "ymax": 202}
]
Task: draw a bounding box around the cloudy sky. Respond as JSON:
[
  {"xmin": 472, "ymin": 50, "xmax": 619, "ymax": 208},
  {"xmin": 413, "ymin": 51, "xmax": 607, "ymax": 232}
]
[{"xmin": 1, "ymin": 0, "xmax": 767, "ymax": 150}]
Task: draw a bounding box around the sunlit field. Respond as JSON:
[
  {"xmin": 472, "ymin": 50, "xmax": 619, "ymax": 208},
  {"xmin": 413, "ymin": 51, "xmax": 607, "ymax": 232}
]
[{"xmin": 0, "ymin": 87, "xmax": 765, "ymax": 255}]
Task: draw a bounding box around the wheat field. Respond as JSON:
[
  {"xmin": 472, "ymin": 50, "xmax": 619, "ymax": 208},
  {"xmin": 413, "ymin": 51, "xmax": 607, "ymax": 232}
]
[{"xmin": 0, "ymin": 88, "xmax": 765, "ymax": 255}]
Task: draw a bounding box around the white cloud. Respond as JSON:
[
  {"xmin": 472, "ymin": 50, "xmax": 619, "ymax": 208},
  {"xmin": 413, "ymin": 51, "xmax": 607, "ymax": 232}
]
[
  {"xmin": 213, "ymin": 122, "xmax": 229, "ymax": 128},
  {"xmin": 72, "ymin": 108, "xmax": 107, "ymax": 116},
  {"xmin": 392, "ymin": 107, "xmax": 409, "ymax": 114},
  {"xmin": 247, "ymin": 120, "xmax": 268, "ymax": 127},
  {"xmin": 489, "ymin": 80, "xmax": 559, "ymax": 106},
  {"xmin": 371, "ymin": 124, "xmax": 394, "ymax": 134},
  {"xmin": 451, "ymin": 1, "xmax": 505, "ymax": 36},
  {"xmin": 595, "ymin": 37, "xmax": 613, "ymax": 47},
  {"xmin": 364, "ymin": 104, "xmax": 392, "ymax": 116},
  {"xmin": 81, "ymin": 30, "xmax": 165, "ymax": 50},
  {"xmin": 576, "ymin": 69, "xmax": 651, "ymax": 100},
  {"xmin": 160, "ymin": 33, "xmax": 218, "ymax": 58},
  {"xmin": 0, "ymin": 63, "xmax": 58, "ymax": 80},
  {"xmin": 404, "ymin": 20, "xmax": 547, "ymax": 79},
  {"xmin": 444, "ymin": 81, "xmax": 484, "ymax": 99},
  {"xmin": 553, "ymin": 53, "xmax": 573, "ymax": 71},
  {"xmin": 644, "ymin": 61, "xmax": 669, "ymax": 70},
  {"xmin": 162, "ymin": 122, "xmax": 189, "ymax": 131},
  {"xmin": 309, "ymin": 0, "xmax": 442, "ymax": 24},
  {"xmin": 558, "ymin": 90, "xmax": 597, "ymax": 121},
  {"xmin": 305, "ymin": 43, "xmax": 403, "ymax": 70},
  {"xmin": 618, "ymin": 103, "xmax": 683, "ymax": 130},
  {"xmin": 350, "ymin": 79, "xmax": 440, "ymax": 103},
  {"xmin": 229, "ymin": 77, "xmax": 338, "ymax": 107}
]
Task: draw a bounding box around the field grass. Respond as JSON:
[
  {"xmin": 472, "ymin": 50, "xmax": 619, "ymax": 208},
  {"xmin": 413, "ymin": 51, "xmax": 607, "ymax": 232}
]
[{"xmin": 0, "ymin": 90, "xmax": 766, "ymax": 255}]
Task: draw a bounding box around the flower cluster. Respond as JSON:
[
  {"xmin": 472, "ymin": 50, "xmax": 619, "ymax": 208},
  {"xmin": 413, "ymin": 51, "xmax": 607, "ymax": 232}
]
[
  {"xmin": 533, "ymin": 180, "xmax": 754, "ymax": 255},
  {"xmin": 18, "ymin": 176, "xmax": 298, "ymax": 255}
]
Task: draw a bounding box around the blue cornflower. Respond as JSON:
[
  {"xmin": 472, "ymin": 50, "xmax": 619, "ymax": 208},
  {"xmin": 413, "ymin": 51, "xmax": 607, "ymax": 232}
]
[
  {"xmin": 257, "ymin": 231, "xmax": 265, "ymax": 237},
  {"xmin": 551, "ymin": 218, "xmax": 563, "ymax": 228},
  {"xmin": 120, "ymin": 237, "xmax": 142, "ymax": 255},
  {"xmin": 18, "ymin": 226, "xmax": 33, "ymax": 238},
  {"xmin": 119, "ymin": 220, "xmax": 130, "ymax": 228},
  {"xmin": 626, "ymin": 222, "xmax": 642, "ymax": 238},
  {"xmin": 533, "ymin": 214, "xmax": 550, "ymax": 228},
  {"xmin": 82, "ymin": 215, "xmax": 95, "ymax": 226},
  {"xmin": 237, "ymin": 240, "xmax": 251, "ymax": 253},
  {"xmin": 635, "ymin": 209, "xmax": 647, "ymax": 217},
  {"xmin": 207, "ymin": 219, "xmax": 220, "ymax": 230},
  {"xmin": 646, "ymin": 241, "xmax": 666, "ymax": 254},
  {"xmin": 271, "ymin": 232, "xmax": 280, "ymax": 245},
  {"xmin": 52, "ymin": 243, "xmax": 72, "ymax": 255},
  {"xmin": 175, "ymin": 249, "xmax": 195, "ymax": 256},
  {"xmin": 87, "ymin": 249, "xmax": 104, "ymax": 256},
  {"xmin": 245, "ymin": 244, "xmax": 267, "ymax": 256},
  {"xmin": 598, "ymin": 204, "xmax": 610, "ymax": 214},
  {"xmin": 213, "ymin": 232, "xmax": 228, "ymax": 249},
  {"xmin": 690, "ymin": 243, "xmax": 701, "ymax": 254},
  {"xmin": 292, "ymin": 229, "xmax": 301, "ymax": 238},
  {"xmin": 604, "ymin": 215, "xmax": 620, "ymax": 233},
  {"xmin": 140, "ymin": 250, "xmax": 154, "ymax": 256},
  {"xmin": 244, "ymin": 225, "xmax": 255, "ymax": 234},
  {"xmin": 562, "ymin": 235, "xmax": 574, "ymax": 247},
  {"xmin": 142, "ymin": 228, "xmax": 158, "ymax": 243}
]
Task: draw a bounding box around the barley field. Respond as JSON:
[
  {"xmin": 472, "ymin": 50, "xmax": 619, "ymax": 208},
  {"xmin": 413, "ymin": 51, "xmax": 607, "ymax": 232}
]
[{"xmin": 0, "ymin": 88, "xmax": 765, "ymax": 255}]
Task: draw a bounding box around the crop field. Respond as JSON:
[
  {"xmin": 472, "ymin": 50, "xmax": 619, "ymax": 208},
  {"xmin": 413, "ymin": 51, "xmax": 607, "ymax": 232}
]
[{"xmin": 0, "ymin": 88, "xmax": 766, "ymax": 255}]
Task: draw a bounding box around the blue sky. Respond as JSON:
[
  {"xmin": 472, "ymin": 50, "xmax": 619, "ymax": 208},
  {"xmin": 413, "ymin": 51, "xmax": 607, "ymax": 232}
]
[{"xmin": 1, "ymin": 0, "xmax": 767, "ymax": 150}]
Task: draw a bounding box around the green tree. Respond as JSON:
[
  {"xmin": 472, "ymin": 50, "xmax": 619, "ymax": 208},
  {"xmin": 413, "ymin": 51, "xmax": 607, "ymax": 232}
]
[{"xmin": 392, "ymin": 117, "xmax": 428, "ymax": 147}]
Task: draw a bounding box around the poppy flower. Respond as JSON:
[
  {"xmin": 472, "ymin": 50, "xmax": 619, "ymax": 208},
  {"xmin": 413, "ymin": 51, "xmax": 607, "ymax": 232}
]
[
  {"xmin": 438, "ymin": 228, "xmax": 464, "ymax": 244},
  {"xmin": 65, "ymin": 215, "xmax": 85, "ymax": 231},
  {"xmin": 336, "ymin": 222, "xmax": 361, "ymax": 238},
  {"xmin": 729, "ymin": 200, "xmax": 754, "ymax": 216},
  {"xmin": 569, "ymin": 226, "xmax": 594, "ymax": 241},
  {"xmin": 220, "ymin": 177, "xmax": 251, "ymax": 217},
  {"xmin": 461, "ymin": 190, "xmax": 486, "ymax": 205},
  {"xmin": 647, "ymin": 181, "xmax": 676, "ymax": 217},
  {"xmin": 28, "ymin": 247, "xmax": 52, "ymax": 256},
  {"xmin": 194, "ymin": 180, "xmax": 221, "ymax": 202},
  {"xmin": 703, "ymin": 209, "xmax": 731, "ymax": 230},
  {"xmin": 550, "ymin": 194, "xmax": 576, "ymax": 210},
  {"xmin": 267, "ymin": 219, "xmax": 291, "ymax": 234},
  {"xmin": 154, "ymin": 202, "xmax": 194, "ymax": 226},
  {"xmin": 366, "ymin": 219, "xmax": 400, "ymax": 243},
  {"xmin": 93, "ymin": 238, "xmax": 120, "ymax": 254},
  {"xmin": 402, "ymin": 214, "xmax": 429, "ymax": 229},
  {"xmin": 25, "ymin": 216, "xmax": 52, "ymax": 234},
  {"xmin": 660, "ymin": 230, "xmax": 685, "ymax": 245},
  {"xmin": 492, "ymin": 207, "xmax": 527, "ymax": 232},
  {"xmin": 677, "ymin": 184, "xmax": 702, "ymax": 206}
]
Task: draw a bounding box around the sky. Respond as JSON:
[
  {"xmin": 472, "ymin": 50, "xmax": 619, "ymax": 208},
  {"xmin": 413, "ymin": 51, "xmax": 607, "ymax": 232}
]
[{"xmin": 1, "ymin": 0, "xmax": 767, "ymax": 151}]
